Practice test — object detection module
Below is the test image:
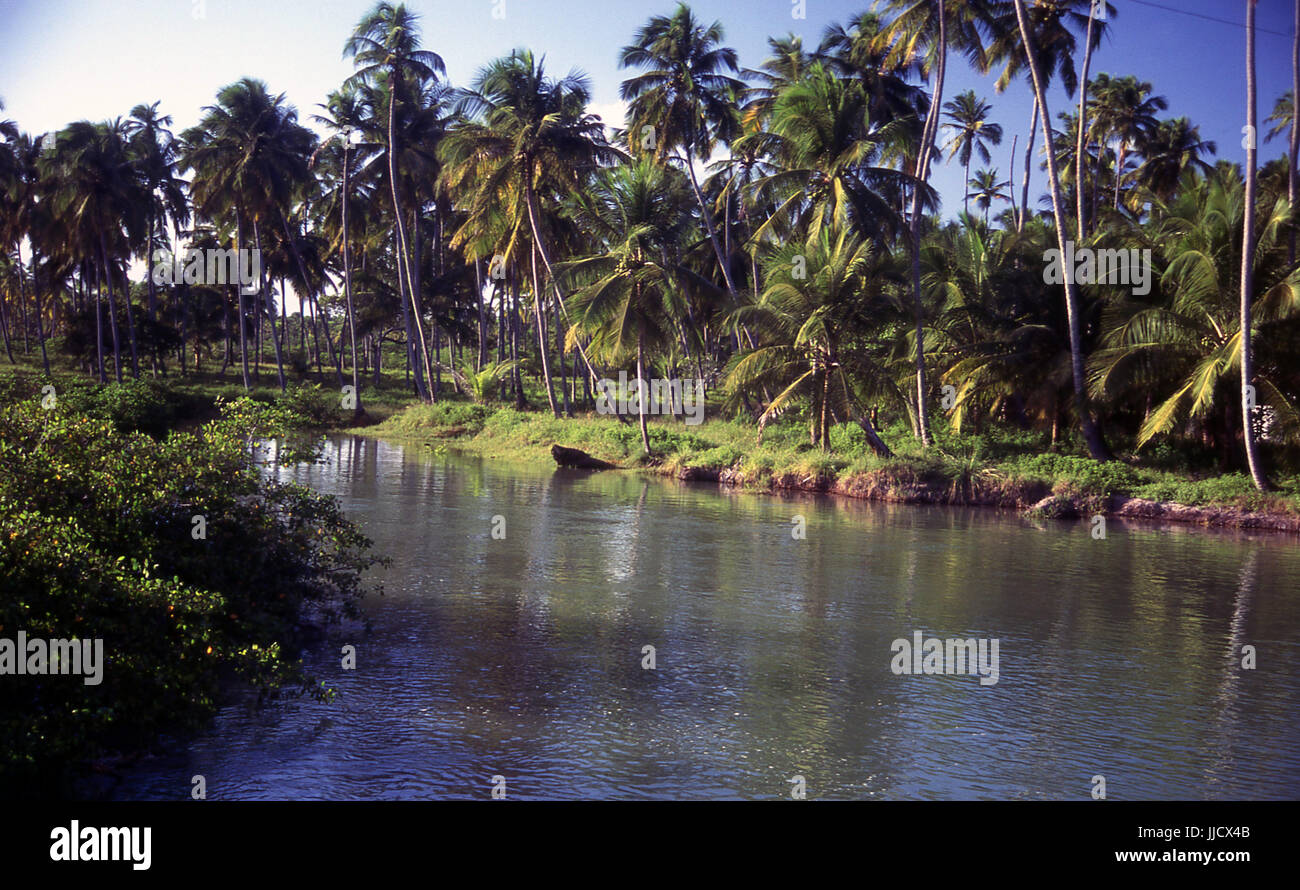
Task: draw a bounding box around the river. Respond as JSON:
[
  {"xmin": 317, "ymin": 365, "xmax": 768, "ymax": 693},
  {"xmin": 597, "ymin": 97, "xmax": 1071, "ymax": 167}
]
[{"xmin": 113, "ymin": 435, "xmax": 1300, "ymax": 800}]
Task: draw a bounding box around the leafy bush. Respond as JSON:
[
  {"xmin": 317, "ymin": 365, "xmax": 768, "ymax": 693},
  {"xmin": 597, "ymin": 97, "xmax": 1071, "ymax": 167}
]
[{"xmin": 0, "ymin": 395, "xmax": 379, "ymax": 793}]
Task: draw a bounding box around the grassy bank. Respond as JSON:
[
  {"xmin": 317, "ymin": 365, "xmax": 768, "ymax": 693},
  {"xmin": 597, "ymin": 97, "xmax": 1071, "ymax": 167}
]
[{"xmin": 360, "ymin": 401, "xmax": 1300, "ymax": 533}]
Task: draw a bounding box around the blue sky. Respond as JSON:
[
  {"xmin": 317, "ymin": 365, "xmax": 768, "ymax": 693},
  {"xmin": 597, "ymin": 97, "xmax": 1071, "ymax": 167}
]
[{"xmin": 0, "ymin": 0, "xmax": 1293, "ymax": 219}]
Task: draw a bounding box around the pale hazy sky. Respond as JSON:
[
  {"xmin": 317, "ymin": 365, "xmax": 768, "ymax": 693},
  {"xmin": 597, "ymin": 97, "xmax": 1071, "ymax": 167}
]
[{"xmin": 0, "ymin": 0, "xmax": 1294, "ymax": 219}]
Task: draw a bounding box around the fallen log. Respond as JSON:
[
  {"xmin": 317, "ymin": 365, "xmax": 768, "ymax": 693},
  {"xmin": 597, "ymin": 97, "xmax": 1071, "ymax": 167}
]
[{"xmin": 551, "ymin": 444, "xmax": 618, "ymax": 470}]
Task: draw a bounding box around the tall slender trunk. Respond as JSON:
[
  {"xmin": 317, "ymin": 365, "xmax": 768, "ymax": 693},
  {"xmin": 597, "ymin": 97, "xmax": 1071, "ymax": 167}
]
[
  {"xmin": 342, "ymin": 143, "xmax": 362, "ymax": 417},
  {"xmin": 523, "ymin": 179, "xmax": 605, "ymax": 389},
  {"xmin": 254, "ymin": 220, "xmax": 285, "ymax": 391},
  {"xmin": 1242, "ymin": 0, "xmax": 1271, "ymax": 491},
  {"xmin": 906, "ymin": 0, "xmax": 946, "ymax": 448},
  {"xmin": 31, "ymin": 245, "xmax": 50, "ymax": 376},
  {"xmin": 1076, "ymin": 4, "xmax": 1098, "ymax": 239},
  {"xmin": 232, "ymin": 219, "xmax": 251, "ymax": 390},
  {"xmin": 1290, "ymin": 0, "xmax": 1299, "ymax": 266},
  {"xmin": 1008, "ymin": 134, "xmax": 1019, "ymax": 223},
  {"xmin": 1112, "ymin": 141, "xmax": 1128, "ymax": 211},
  {"xmin": 1013, "ymin": 0, "xmax": 1110, "ymax": 461},
  {"xmin": 554, "ymin": 293, "xmax": 570, "ymax": 416},
  {"xmin": 529, "ymin": 242, "xmax": 559, "ymax": 416},
  {"xmin": 963, "ymin": 153, "xmax": 971, "ymax": 217},
  {"xmin": 0, "ymin": 282, "xmax": 13, "ymax": 363},
  {"xmin": 475, "ymin": 258, "xmax": 487, "ymax": 370},
  {"xmin": 386, "ymin": 78, "xmax": 435, "ymax": 399},
  {"xmin": 683, "ymin": 143, "xmax": 738, "ymax": 295},
  {"xmin": 94, "ymin": 261, "xmax": 106, "ymax": 382},
  {"xmin": 1018, "ymin": 97, "xmax": 1039, "ymax": 231},
  {"xmin": 15, "ymin": 257, "xmax": 29, "ymax": 354},
  {"xmin": 99, "ymin": 235, "xmax": 124, "ymax": 383},
  {"xmin": 636, "ymin": 328, "xmax": 650, "ymax": 454}
]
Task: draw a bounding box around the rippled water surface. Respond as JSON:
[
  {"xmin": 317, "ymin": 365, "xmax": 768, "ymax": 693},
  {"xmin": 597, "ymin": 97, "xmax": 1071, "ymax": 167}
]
[{"xmin": 116, "ymin": 436, "xmax": 1300, "ymax": 800}]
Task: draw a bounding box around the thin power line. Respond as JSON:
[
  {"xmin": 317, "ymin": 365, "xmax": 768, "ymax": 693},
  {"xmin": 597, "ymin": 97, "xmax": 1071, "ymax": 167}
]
[{"xmin": 1126, "ymin": 0, "xmax": 1292, "ymax": 38}]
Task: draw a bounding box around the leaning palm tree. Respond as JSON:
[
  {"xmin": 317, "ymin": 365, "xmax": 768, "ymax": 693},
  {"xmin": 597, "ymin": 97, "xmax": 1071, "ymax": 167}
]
[
  {"xmin": 941, "ymin": 90, "xmax": 1003, "ymax": 216},
  {"xmin": 983, "ymin": 0, "xmax": 1098, "ymax": 232},
  {"xmin": 562, "ymin": 160, "xmax": 696, "ymax": 453},
  {"xmin": 619, "ymin": 3, "xmax": 747, "ymax": 295},
  {"xmin": 1009, "ymin": 0, "xmax": 1110, "ymax": 460},
  {"xmin": 344, "ymin": 1, "xmax": 445, "ymax": 401}
]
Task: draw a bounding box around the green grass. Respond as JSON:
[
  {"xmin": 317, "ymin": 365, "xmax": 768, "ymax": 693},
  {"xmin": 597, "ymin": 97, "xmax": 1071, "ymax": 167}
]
[
  {"xmin": 362, "ymin": 399, "xmax": 1300, "ymax": 520},
  {"xmin": 6, "ymin": 358, "xmax": 1299, "ymax": 520}
]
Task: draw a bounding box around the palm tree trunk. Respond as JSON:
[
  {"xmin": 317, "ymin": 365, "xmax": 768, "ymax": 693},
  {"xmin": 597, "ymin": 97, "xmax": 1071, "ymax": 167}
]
[
  {"xmin": 1077, "ymin": 3, "xmax": 1098, "ymax": 239},
  {"xmin": 31, "ymin": 245, "xmax": 50, "ymax": 376},
  {"xmin": 1013, "ymin": 0, "xmax": 1110, "ymax": 461},
  {"xmin": 1242, "ymin": 0, "xmax": 1271, "ymax": 491},
  {"xmin": 1290, "ymin": 0, "xmax": 1299, "ymax": 266},
  {"xmin": 636, "ymin": 330, "xmax": 650, "ymax": 454},
  {"xmin": 683, "ymin": 145, "xmax": 738, "ymax": 295},
  {"xmin": 342, "ymin": 144, "xmax": 362, "ymax": 417},
  {"xmin": 1113, "ymin": 142, "xmax": 1127, "ymax": 211},
  {"xmin": 1008, "ymin": 134, "xmax": 1019, "ymax": 223},
  {"xmin": 963, "ymin": 154, "xmax": 971, "ymax": 217},
  {"xmin": 529, "ymin": 242, "xmax": 559, "ymax": 416},
  {"xmin": 906, "ymin": 0, "xmax": 946, "ymax": 448},
  {"xmin": 93, "ymin": 262, "xmax": 106, "ymax": 382},
  {"xmin": 386, "ymin": 81, "xmax": 435, "ymax": 401},
  {"xmin": 99, "ymin": 235, "xmax": 124, "ymax": 384},
  {"xmin": 232, "ymin": 220, "xmax": 251, "ymax": 390},
  {"xmin": 1019, "ymin": 97, "xmax": 1039, "ymax": 231},
  {"xmin": 0, "ymin": 285, "xmax": 13, "ymax": 364},
  {"xmin": 253, "ymin": 220, "xmax": 286, "ymax": 391},
  {"xmin": 522, "ymin": 180, "xmax": 606, "ymax": 390}
]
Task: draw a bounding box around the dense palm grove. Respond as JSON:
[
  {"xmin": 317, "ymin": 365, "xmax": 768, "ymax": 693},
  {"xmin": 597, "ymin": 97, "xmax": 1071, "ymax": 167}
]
[{"xmin": 2, "ymin": 0, "xmax": 1298, "ymax": 486}]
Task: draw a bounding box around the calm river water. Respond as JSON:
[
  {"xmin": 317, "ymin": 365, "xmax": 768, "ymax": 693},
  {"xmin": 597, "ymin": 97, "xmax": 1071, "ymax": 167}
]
[{"xmin": 114, "ymin": 435, "xmax": 1300, "ymax": 800}]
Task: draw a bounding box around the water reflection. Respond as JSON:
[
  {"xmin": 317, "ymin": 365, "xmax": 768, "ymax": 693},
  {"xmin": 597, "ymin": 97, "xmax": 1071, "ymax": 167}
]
[{"xmin": 111, "ymin": 436, "xmax": 1300, "ymax": 800}]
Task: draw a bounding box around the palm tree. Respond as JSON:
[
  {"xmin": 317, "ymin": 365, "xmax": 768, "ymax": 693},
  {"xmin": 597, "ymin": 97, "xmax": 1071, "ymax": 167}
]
[
  {"xmin": 441, "ymin": 48, "xmax": 619, "ymax": 417},
  {"xmin": 816, "ymin": 12, "xmax": 927, "ymax": 127},
  {"xmin": 1090, "ymin": 167, "xmax": 1298, "ymax": 461},
  {"xmin": 743, "ymin": 63, "xmax": 916, "ymax": 244},
  {"xmin": 970, "ymin": 167, "xmax": 1011, "ymax": 226},
  {"xmin": 313, "ymin": 90, "xmax": 369, "ymax": 417},
  {"xmin": 1010, "ymin": 0, "xmax": 1110, "ymax": 460},
  {"xmin": 941, "ymin": 90, "xmax": 1003, "ymax": 216},
  {"xmin": 126, "ymin": 102, "xmax": 188, "ymax": 372},
  {"xmin": 181, "ymin": 78, "xmax": 315, "ymax": 392},
  {"xmin": 1073, "ymin": 2, "xmax": 1114, "ymax": 239},
  {"xmin": 984, "ymin": 0, "xmax": 1098, "ymax": 232},
  {"xmin": 41, "ymin": 120, "xmax": 148, "ymax": 383},
  {"xmin": 1089, "ymin": 74, "xmax": 1168, "ymax": 211},
  {"xmin": 877, "ymin": 0, "xmax": 992, "ymax": 447},
  {"xmin": 724, "ymin": 224, "xmax": 896, "ymax": 454},
  {"xmin": 1132, "ymin": 117, "xmax": 1216, "ymax": 203},
  {"xmin": 344, "ymin": 1, "xmax": 445, "ymax": 401},
  {"xmin": 1241, "ymin": 0, "xmax": 1269, "ymax": 490},
  {"xmin": 619, "ymin": 3, "xmax": 746, "ymax": 295},
  {"xmin": 563, "ymin": 160, "xmax": 695, "ymax": 452}
]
